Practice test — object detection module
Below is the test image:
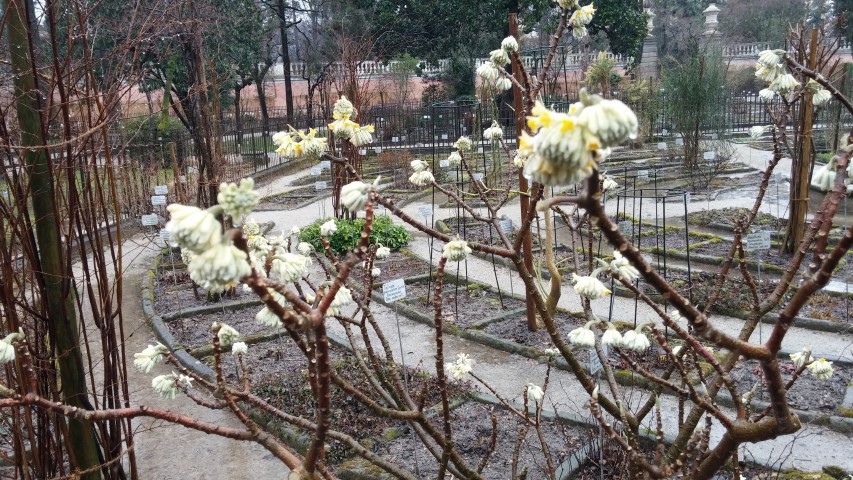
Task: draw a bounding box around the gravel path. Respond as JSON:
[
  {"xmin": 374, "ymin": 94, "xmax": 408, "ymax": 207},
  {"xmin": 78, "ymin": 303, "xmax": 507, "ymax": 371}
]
[{"xmin": 129, "ymin": 143, "xmax": 853, "ymax": 476}]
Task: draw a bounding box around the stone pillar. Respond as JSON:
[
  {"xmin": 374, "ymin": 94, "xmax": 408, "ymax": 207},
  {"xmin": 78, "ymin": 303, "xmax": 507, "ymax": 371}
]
[
  {"xmin": 639, "ymin": 8, "xmax": 658, "ymax": 79},
  {"xmin": 702, "ymin": 3, "xmax": 722, "ymax": 45}
]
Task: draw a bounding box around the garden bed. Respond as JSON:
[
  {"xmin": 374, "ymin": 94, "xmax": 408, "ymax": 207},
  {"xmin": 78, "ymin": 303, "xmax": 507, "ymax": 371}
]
[
  {"xmin": 379, "ymin": 401, "xmax": 589, "ymax": 479},
  {"xmin": 399, "ymin": 280, "xmax": 526, "ymax": 329}
]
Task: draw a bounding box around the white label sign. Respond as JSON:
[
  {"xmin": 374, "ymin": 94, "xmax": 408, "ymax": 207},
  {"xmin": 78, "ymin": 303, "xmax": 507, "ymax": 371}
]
[
  {"xmin": 315, "ymin": 181, "xmax": 328, "ymax": 191},
  {"xmin": 392, "ymin": 136, "xmax": 399, "ymax": 143},
  {"xmin": 745, "ymin": 231, "xmax": 772, "ymax": 251},
  {"xmin": 320, "ymin": 160, "xmax": 331, "ymax": 169},
  {"xmin": 141, "ymin": 214, "xmax": 159, "ymax": 226},
  {"xmin": 374, "ymin": 147, "xmax": 383, "ymax": 154},
  {"xmin": 187, "ymin": 166, "xmax": 199, "ymax": 174},
  {"xmin": 637, "ymin": 170, "xmax": 649, "ymax": 180},
  {"xmin": 588, "ymin": 345, "xmax": 608, "ymax": 375},
  {"xmin": 418, "ymin": 205, "xmax": 433, "ymax": 217},
  {"xmin": 439, "ymin": 159, "xmax": 450, "ymax": 168},
  {"xmin": 703, "ymin": 151, "xmax": 716, "ymax": 160},
  {"xmin": 179, "ymin": 175, "xmax": 187, "ymax": 184},
  {"xmin": 675, "ymin": 138, "xmax": 684, "ymax": 146},
  {"xmin": 441, "ymin": 134, "xmax": 448, "ymax": 140},
  {"xmin": 159, "ymin": 228, "xmax": 171, "ymax": 243},
  {"xmin": 311, "ymin": 167, "xmax": 322, "ymax": 176},
  {"xmin": 358, "ymin": 149, "xmax": 367, "ymax": 156},
  {"xmin": 500, "ymin": 219, "xmax": 513, "ymax": 233},
  {"xmin": 151, "ymin": 195, "xmax": 167, "ymax": 206},
  {"xmin": 661, "ymin": 129, "xmax": 669, "ymax": 135},
  {"xmin": 657, "ymin": 142, "xmax": 667, "ymax": 150},
  {"xmin": 473, "ymin": 173, "xmax": 485, "ymax": 181},
  {"xmin": 382, "ymin": 278, "xmax": 407, "ymax": 303},
  {"xmin": 154, "ymin": 185, "xmax": 168, "ymax": 195}
]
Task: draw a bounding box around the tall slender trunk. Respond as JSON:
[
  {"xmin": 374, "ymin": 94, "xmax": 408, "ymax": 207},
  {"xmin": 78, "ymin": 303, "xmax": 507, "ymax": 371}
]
[
  {"xmin": 235, "ymin": 86, "xmax": 243, "ymax": 145},
  {"xmin": 278, "ymin": 0, "xmax": 294, "ymax": 124},
  {"xmin": 4, "ymin": 0, "xmax": 102, "ymax": 478}
]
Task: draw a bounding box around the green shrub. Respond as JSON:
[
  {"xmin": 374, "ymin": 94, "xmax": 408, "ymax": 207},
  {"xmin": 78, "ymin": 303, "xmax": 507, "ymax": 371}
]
[{"xmin": 299, "ymin": 215, "xmax": 411, "ymax": 255}]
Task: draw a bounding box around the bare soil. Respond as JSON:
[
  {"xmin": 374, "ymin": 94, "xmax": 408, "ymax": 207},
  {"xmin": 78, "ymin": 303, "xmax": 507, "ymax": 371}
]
[
  {"xmin": 400, "ymin": 281, "xmax": 526, "ymax": 328},
  {"xmin": 380, "ymin": 401, "xmax": 590, "ymax": 479},
  {"xmin": 483, "ymin": 312, "xmax": 587, "ymax": 350}
]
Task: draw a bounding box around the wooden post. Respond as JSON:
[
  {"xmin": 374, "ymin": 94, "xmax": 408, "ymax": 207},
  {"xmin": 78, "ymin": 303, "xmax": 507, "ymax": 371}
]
[
  {"xmin": 785, "ymin": 29, "xmax": 818, "ymax": 253},
  {"xmin": 510, "ymin": 12, "xmax": 538, "ymax": 331}
]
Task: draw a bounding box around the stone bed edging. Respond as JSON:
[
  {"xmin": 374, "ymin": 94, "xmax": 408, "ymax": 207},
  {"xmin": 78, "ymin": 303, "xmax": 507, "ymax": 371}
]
[
  {"xmin": 144, "ymin": 249, "xmax": 853, "ymax": 476},
  {"xmin": 370, "ymin": 274, "xmax": 853, "ymax": 435},
  {"xmin": 142, "ymin": 252, "xmax": 605, "ymax": 477},
  {"xmin": 611, "ymin": 283, "xmax": 853, "ymax": 336}
]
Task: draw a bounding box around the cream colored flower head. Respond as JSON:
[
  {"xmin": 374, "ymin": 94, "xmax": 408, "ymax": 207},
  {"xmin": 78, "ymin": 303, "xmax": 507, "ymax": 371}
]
[
  {"xmin": 483, "ymin": 121, "xmax": 503, "ymax": 141},
  {"xmin": 568, "ymin": 325, "xmax": 595, "ymax": 348},
  {"xmin": 409, "ymin": 170, "xmax": 435, "ymax": 187},
  {"xmin": 133, "ymin": 343, "xmax": 169, "ymax": 373},
  {"xmin": 411, "ymin": 159, "xmax": 429, "ymax": 172},
  {"xmin": 496, "ymin": 77, "xmax": 513, "ymax": 91},
  {"xmin": 231, "ymin": 341, "xmax": 248, "ymax": 356},
  {"xmin": 215, "ymin": 322, "xmax": 241, "ymax": 347},
  {"xmin": 272, "ymin": 252, "xmax": 311, "ymax": 283},
  {"xmin": 454, "ymin": 136, "xmax": 473, "ymax": 152},
  {"xmin": 218, "ymin": 178, "xmax": 260, "ymax": 219},
  {"xmin": 320, "ymin": 220, "xmax": 337, "ymax": 236},
  {"xmin": 444, "ymin": 352, "xmax": 474, "ymax": 380},
  {"xmin": 333, "ymin": 96, "xmax": 356, "ymax": 119},
  {"xmin": 526, "ymin": 383, "xmax": 544, "ymax": 403},
  {"xmin": 340, "ymin": 180, "xmax": 374, "ymax": 212},
  {"xmin": 188, "ymin": 243, "xmax": 251, "ymax": 293},
  {"xmin": 571, "ymin": 273, "xmax": 611, "ymax": 299},
  {"xmin": 807, "ymin": 358, "xmax": 833, "ymax": 380},
  {"xmin": 166, "ymin": 204, "xmax": 222, "ymax": 253},
  {"xmin": 376, "ymin": 244, "xmax": 391, "ymax": 259},
  {"xmin": 490, "ymin": 49, "xmax": 510, "ymax": 67},
  {"xmin": 442, "ymin": 238, "xmax": 472, "ymax": 262},
  {"xmin": 501, "ymin": 36, "xmax": 519, "ymax": 52},
  {"xmin": 350, "ymin": 124, "xmax": 375, "ymax": 146},
  {"xmin": 476, "ymin": 62, "xmax": 501, "ymax": 82}
]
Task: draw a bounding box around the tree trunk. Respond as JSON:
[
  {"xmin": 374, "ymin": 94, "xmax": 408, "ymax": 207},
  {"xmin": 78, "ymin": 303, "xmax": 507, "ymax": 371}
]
[
  {"xmin": 235, "ymin": 86, "xmax": 243, "ymax": 145},
  {"xmin": 784, "ymin": 29, "xmax": 818, "ymax": 253},
  {"xmin": 278, "ymin": 0, "xmax": 294, "ymax": 124},
  {"xmin": 5, "ymin": 0, "xmax": 102, "ymax": 477},
  {"xmin": 254, "ymin": 71, "xmax": 271, "ymax": 134}
]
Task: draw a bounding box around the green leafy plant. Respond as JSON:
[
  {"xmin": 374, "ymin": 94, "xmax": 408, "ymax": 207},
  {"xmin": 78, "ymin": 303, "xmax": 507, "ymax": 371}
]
[{"xmin": 299, "ymin": 215, "xmax": 411, "ymax": 255}]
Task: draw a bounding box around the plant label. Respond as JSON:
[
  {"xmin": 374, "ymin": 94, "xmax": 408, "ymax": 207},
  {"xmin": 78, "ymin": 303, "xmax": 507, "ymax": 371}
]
[
  {"xmin": 745, "ymin": 231, "xmax": 771, "ymax": 251},
  {"xmin": 588, "ymin": 345, "xmax": 607, "ymax": 375},
  {"xmin": 418, "ymin": 205, "xmax": 433, "ymax": 218},
  {"xmin": 500, "ymin": 219, "xmax": 513, "ymax": 233},
  {"xmin": 637, "ymin": 170, "xmax": 649, "ymax": 180},
  {"xmin": 358, "ymin": 149, "xmax": 367, "ymax": 156},
  {"xmin": 473, "ymin": 173, "xmax": 484, "ymax": 182},
  {"xmin": 661, "ymin": 129, "xmax": 669, "ymax": 135},
  {"xmin": 151, "ymin": 195, "xmax": 167, "ymax": 206},
  {"xmin": 685, "ymin": 192, "xmax": 691, "ymax": 203},
  {"xmin": 141, "ymin": 214, "xmax": 158, "ymax": 226},
  {"xmin": 315, "ymin": 181, "xmax": 327, "ymax": 191},
  {"xmin": 657, "ymin": 142, "xmax": 667, "ymax": 150},
  {"xmin": 159, "ymin": 228, "xmax": 171, "ymax": 243},
  {"xmin": 187, "ymin": 166, "xmax": 199, "ymax": 174},
  {"xmin": 382, "ymin": 278, "xmax": 407, "ymax": 303},
  {"xmin": 179, "ymin": 175, "xmax": 187, "ymax": 184},
  {"xmin": 439, "ymin": 159, "xmax": 450, "ymax": 168},
  {"xmin": 675, "ymin": 138, "xmax": 684, "ymax": 146},
  {"xmin": 392, "ymin": 137, "xmax": 399, "ymax": 142},
  {"xmin": 320, "ymin": 160, "xmax": 331, "ymax": 169},
  {"xmin": 374, "ymin": 147, "xmax": 382, "ymax": 154},
  {"xmin": 703, "ymin": 151, "xmax": 716, "ymax": 161},
  {"xmin": 618, "ymin": 220, "xmax": 633, "ymax": 234},
  {"xmin": 401, "ymin": 135, "xmax": 407, "ymax": 141},
  {"xmin": 477, "ymin": 147, "xmax": 484, "ymax": 153},
  {"xmin": 441, "ymin": 134, "xmax": 448, "ymax": 140},
  {"xmin": 434, "ymin": 135, "xmax": 439, "ymax": 140},
  {"xmin": 154, "ymin": 185, "xmax": 168, "ymax": 195},
  {"xmin": 311, "ymin": 167, "xmax": 322, "ymax": 176}
]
